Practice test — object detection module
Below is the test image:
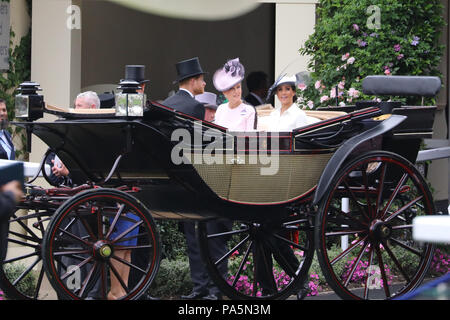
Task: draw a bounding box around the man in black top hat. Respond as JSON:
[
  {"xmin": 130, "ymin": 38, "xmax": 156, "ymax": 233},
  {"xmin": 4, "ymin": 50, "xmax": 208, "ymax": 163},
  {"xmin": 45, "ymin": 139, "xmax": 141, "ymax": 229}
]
[{"xmin": 162, "ymin": 57, "xmax": 206, "ymax": 120}]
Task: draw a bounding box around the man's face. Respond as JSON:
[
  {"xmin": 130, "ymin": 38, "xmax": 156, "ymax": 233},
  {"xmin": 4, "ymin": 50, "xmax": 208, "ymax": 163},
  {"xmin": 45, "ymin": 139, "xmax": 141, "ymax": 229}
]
[
  {"xmin": 204, "ymin": 107, "xmax": 216, "ymax": 122},
  {"xmin": 0, "ymin": 102, "xmax": 7, "ymax": 121},
  {"xmin": 75, "ymin": 97, "xmax": 94, "ymax": 109},
  {"xmin": 192, "ymin": 75, "xmax": 206, "ymax": 95}
]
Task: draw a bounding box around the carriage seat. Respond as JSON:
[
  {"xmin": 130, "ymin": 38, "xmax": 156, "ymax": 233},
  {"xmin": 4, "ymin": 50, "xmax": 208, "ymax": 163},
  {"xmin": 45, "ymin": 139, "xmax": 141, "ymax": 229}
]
[{"xmin": 362, "ymin": 75, "xmax": 441, "ymax": 97}]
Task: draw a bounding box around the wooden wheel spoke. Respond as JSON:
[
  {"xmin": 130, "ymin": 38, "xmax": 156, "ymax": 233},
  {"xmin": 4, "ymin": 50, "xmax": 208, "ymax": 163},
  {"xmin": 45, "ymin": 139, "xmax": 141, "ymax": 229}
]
[
  {"xmin": 343, "ymin": 241, "xmax": 369, "ymax": 287},
  {"xmin": 231, "ymin": 241, "xmax": 253, "ymax": 288},
  {"xmin": 110, "ymin": 220, "xmax": 143, "ymax": 244},
  {"xmin": 374, "ymin": 245, "xmax": 391, "ymax": 298},
  {"xmin": 105, "ymin": 204, "xmax": 126, "ymax": 240},
  {"xmin": 215, "ymin": 235, "xmax": 250, "ymax": 266},
  {"xmin": 33, "ymin": 266, "xmax": 46, "ymax": 300},
  {"xmin": 108, "ymin": 260, "xmax": 129, "ymax": 294},
  {"xmin": 363, "ymin": 246, "xmax": 375, "ymax": 299},
  {"xmin": 343, "ymin": 179, "xmax": 370, "ymax": 221},
  {"xmin": 379, "ymin": 173, "xmax": 408, "ymax": 220},
  {"xmin": 375, "ymin": 163, "xmax": 387, "ymax": 217},
  {"xmin": 3, "ymin": 251, "xmax": 39, "ymax": 264},
  {"xmin": 389, "ymin": 237, "xmax": 422, "ymax": 256},
  {"xmin": 381, "ymin": 240, "xmax": 411, "ymax": 282},
  {"xmin": 331, "ymin": 236, "xmax": 367, "ymax": 266},
  {"xmin": 60, "ymin": 256, "xmax": 93, "ymax": 281},
  {"xmin": 12, "ymin": 257, "xmax": 41, "ymax": 287},
  {"xmin": 79, "ymin": 262, "xmax": 98, "ymax": 298},
  {"xmin": 384, "ymin": 196, "xmax": 423, "ymax": 223},
  {"xmin": 111, "ymin": 254, "xmax": 147, "ymax": 275},
  {"xmin": 273, "ymin": 233, "xmax": 308, "ymax": 252},
  {"xmin": 56, "ymin": 227, "xmax": 91, "ymax": 246}
]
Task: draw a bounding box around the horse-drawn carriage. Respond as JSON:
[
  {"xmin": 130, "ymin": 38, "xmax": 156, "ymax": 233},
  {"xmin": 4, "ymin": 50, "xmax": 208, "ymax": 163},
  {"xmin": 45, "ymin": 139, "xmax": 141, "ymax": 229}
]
[{"xmin": 0, "ymin": 75, "xmax": 442, "ymax": 300}]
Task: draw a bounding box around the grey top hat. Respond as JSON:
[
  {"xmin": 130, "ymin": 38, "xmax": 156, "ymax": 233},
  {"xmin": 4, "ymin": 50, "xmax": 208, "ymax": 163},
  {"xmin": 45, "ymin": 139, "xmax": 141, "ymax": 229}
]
[
  {"xmin": 125, "ymin": 65, "xmax": 149, "ymax": 84},
  {"xmin": 195, "ymin": 92, "xmax": 218, "ymax": 109},
  {"xmin": 174, "ymin": 57, "xmax": 207, "ymax": 83}
]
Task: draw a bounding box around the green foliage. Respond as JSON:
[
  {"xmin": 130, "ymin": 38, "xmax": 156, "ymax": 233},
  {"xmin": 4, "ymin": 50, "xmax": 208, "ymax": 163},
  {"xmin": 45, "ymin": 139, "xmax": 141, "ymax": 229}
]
[
  {"xmin": 298, "ymin": 0, "xmax": 445, "ymax": 109},
  {"xmin": 156, "ymin": 220, "xmax": 187, "ymax": 260},
  {"xmin": 147, "ymin": 258, "xmax": 193, "ymax": 298},
  {"xmin": 3, "ymin": 262, "xmax": 37, "ymax": 298},
  {"xmin": 0, "ymin": 2, "xmax": 31, "ymax": 160}
]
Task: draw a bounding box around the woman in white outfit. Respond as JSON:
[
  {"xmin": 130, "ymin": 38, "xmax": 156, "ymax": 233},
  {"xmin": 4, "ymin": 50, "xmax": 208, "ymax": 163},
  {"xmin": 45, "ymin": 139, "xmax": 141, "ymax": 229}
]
[{"xmin": 267, "ymin": 75, "xmax": 309, "ymax": 131}]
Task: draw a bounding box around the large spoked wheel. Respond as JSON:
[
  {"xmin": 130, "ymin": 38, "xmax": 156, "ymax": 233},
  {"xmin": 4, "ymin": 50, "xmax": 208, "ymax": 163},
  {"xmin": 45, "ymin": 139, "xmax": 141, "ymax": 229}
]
[
  {"xmin": 197, "ymin": 214, "xmax": 314, "ymax": 300},
  {"xmin": 0, "ymin": 206, "xmax": 55, "ymax": 300},
  {"xmin": 316, "ymin": 151, "xmax": 435, "ymax": 300},
  {"xmin": 42, "ymin": 188, "xmax": 161, "ymax": 300}
]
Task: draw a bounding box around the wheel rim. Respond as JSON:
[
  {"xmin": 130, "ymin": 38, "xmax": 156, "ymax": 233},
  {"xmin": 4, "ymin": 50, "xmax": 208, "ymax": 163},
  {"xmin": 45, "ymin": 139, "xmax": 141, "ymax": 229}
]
[
  {"xmin": 317, "ymin": 153, "xmax": 435, "ymax": 300},
  {"xmin": 197, "ymin": 214, "xmax": 314, "ymax": 300},
  {"xmin": 43, "ymin": 190, "xmax": 160, "ymax": 300},
  {"xmin": 0, "ymin": 208, "xmax": 53, "ymax": 300}
]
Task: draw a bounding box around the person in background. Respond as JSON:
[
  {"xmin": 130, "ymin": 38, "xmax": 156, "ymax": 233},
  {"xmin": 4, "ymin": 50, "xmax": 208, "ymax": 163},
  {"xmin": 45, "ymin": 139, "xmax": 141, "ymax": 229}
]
[
  {"xmin": 213, "ymin": 58, "xmax": 256, "ymax": 131},
  {"xmin": 0, "ymin": 180, "xmax": 24, "ymax": 261},
  {"xmin": 0, "ymin": 99, "xmax": 15, "ymax": 160},
  {"xmin": 194, "ymin": 92, "xmax": 218, "ymax": 122},
  {"xmin": 244, "ymin": 71, "xmax": 268, "ymax": 107}
]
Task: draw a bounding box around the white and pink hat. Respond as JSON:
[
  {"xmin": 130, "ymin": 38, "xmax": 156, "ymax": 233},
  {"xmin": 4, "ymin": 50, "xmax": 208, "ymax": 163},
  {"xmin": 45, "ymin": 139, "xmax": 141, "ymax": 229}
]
[{"xmin": 213, "ymin": 58, "xmax": 245, "ymax": 92}]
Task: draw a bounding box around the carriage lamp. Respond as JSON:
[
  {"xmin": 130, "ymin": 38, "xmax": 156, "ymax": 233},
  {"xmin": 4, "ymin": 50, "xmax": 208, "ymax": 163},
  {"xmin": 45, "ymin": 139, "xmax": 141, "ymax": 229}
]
[
  {"xmin": 15, "ymin": 81, "xmax": 44, "ymax": 121},
  {"xmin": 115, "ymin": 80, "xmax": 144, "ymax": 117}
]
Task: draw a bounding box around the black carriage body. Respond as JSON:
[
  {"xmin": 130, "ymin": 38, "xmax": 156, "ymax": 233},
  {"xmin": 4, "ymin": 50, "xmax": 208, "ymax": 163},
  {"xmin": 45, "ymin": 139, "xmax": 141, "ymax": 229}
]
[{"xmin": 14, "ymin": 102, "xmax": 411, "ymax": 222}]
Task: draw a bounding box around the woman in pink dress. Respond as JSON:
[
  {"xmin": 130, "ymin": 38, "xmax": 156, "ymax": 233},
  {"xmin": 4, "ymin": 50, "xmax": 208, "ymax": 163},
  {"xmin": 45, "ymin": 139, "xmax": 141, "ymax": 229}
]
[{"xmin": 213, "ymin": 58, "xmax": 256, "ymax": 131}]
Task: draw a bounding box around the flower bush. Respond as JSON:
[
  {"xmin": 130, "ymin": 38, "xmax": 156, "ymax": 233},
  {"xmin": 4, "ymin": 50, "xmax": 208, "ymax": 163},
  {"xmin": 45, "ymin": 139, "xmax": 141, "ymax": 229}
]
[{"xmin": 298, "ymin": 0, "xmax": 445, "ymax": 109}]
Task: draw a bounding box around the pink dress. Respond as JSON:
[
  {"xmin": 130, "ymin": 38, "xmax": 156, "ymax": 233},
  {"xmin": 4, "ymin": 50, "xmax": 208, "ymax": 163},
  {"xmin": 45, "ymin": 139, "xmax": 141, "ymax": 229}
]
[{"xmin": 214, "ymin": 102, "xmax": 255, "ymax": 131}]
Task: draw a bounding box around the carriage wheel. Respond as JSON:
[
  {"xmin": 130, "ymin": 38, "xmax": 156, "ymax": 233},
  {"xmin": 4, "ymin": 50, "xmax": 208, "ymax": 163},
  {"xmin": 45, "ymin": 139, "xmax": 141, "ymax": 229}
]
[
  {"xmin": 41, "ymin": 188, "xmax": 161, "ymax": 300},
  {"xmin": 197, "ymin": 214, "xmax": 314, "ymax": 300},
  {"xmin": 316, "ymin": 151, "xmax": 435, "ymax": 300},
  {"xmin": 0, "ymin": 207, "xmax": 54, "ymax": 300}
]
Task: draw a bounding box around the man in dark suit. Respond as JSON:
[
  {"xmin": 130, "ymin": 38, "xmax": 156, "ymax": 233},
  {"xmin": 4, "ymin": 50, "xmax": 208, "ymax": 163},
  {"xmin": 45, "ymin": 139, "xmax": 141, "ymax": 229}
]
[
  {"xmin": 244, "ymin": 71, "xmax": 269, "ymax": 107},
  {"xmin": 0, "ymin": 99, "xmax": 15, "ymax": 160},
  {"xmin": 162, "ymin": 58, "xmax": 226, "ymax": 300},
  {"xmin": 162, "ymin": 57, "xmax": 206, "ymax": 120}
]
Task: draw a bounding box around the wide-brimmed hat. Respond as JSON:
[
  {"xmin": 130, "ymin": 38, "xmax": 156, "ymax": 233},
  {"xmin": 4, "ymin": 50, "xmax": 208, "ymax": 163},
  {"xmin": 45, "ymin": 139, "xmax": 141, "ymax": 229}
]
[
  {"xmin": 213, "ymin": 58, "xmax": 245, "ymax": 92},
  {"xmin": 174, "ymin": 57, "xmax": 207, "ymax": 83},
  {"xmin": 195, "ymin": 92, "xmax": 218, "ymax": 109},
  {"xmin": 124, "ymin": 65, "xmax": 149, "ymax": 84},
  {"xmin": 266, "ymin": 74, "xmax": 297, "ymax": 100}
]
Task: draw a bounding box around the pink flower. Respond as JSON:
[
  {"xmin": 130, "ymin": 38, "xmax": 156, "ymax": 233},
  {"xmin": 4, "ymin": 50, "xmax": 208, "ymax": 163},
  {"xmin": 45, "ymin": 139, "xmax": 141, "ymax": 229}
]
[
  {"xmin": 352, "ymin": 24, "xmax": 359, "ymax": 31},
  {"xmin": 397, "ymin": 54, "xmax": 404, "ymax": 60},
  {"xmin": 347, "ymin": 57, "xmax": 355, "ymax": 64},
  {"xmin": 384, "ymin": 68, "xmax": 391, "ymax": 75},
  {"xmin": 306, "ymin": 100, "xmax": 314, "ymax": 109},
  {"xmin": 348, "ymin": 88, "xmax": 359, "ymax": 98},
  {"xmin": 394, "ymin": 44, "xmax": 401, "ymax": 52},
  {"xmin": 341, "ymin": 52, "xmax": 350, "ymax": 61},
  {"xmin": 320, "ymin": 95, "xmax": 329, "ymax": 103},
  {"xmin": 298, "ymin": 83, "xmax": 307, "ymax": 91},
  {"xmin": 338, "ymin": 81, "xmax": 345, "ymax": 90},
  {"xmin": 314, "ymin": 80, "xmax": 321, "ymax": 89}
]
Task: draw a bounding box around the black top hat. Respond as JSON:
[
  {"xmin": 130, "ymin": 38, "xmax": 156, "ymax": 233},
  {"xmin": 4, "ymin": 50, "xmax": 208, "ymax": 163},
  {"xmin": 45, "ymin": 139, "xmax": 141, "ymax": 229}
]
[
  {"xmin": 125, "ymin": 65, "xmax": 149, "ymax": 84},
  {"xmin": 174, "ymin": 57, "xmax": 207, "ymax": 83}
]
